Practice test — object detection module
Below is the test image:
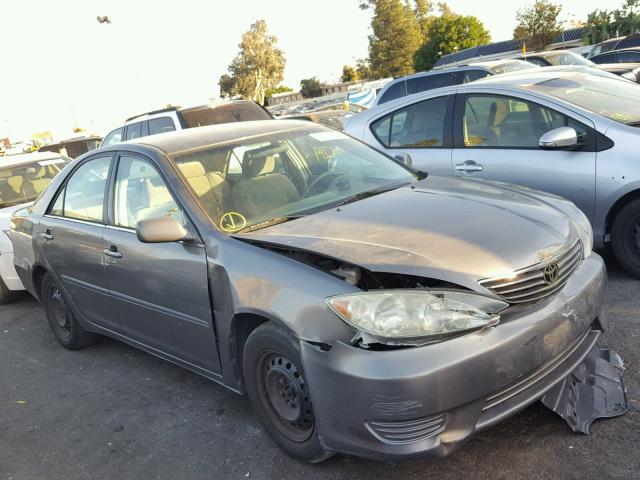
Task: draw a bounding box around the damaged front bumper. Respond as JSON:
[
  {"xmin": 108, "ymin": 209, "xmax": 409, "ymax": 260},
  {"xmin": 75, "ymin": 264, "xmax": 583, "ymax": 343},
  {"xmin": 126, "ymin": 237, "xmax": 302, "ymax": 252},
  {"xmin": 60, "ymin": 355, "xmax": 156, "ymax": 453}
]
[{"xmin": 301, "ymin": 253, "xmax": 628, "ymax": 460}]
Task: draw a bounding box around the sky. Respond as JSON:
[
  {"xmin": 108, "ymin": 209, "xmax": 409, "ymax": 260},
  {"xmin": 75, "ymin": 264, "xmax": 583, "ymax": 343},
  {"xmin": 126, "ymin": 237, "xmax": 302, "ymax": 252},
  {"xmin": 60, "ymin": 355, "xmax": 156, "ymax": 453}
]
[{"xmin": 1, "ymin": 0, "xmax": 609, "ymax": 141}]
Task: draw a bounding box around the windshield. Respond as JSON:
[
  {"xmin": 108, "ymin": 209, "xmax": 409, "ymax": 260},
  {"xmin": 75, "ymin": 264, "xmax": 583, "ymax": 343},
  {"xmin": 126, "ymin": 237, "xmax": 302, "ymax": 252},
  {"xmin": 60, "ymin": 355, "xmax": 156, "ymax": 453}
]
[
  {"xmin": 0, "ymin": 157, "xmax": 69, "ymax": 208},
  {"xmin": 181, "ymin": 103, "xmax": 271, "ymax": 128},
  {"xmin": 530, "ymin": 74, "xmax": 640, "ymax": 124},
  {"xmin": 545, "ymin": 51, "xmax": 594, "ymax": 67},
  {"xmin": 490, "ymin": 60, "xmax": 538, "ymax": 74},
  {"xmin": 171, "ymin": 126, "xmax": 416, "ymax": 233}
]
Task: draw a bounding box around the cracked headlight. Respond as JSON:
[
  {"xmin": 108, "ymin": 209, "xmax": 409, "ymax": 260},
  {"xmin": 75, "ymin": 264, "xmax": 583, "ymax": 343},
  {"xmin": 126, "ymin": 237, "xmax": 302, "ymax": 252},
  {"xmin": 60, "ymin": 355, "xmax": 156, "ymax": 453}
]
[{"xmin": 327, "ymin": 290, "xmax": 508, "ymax": 346}]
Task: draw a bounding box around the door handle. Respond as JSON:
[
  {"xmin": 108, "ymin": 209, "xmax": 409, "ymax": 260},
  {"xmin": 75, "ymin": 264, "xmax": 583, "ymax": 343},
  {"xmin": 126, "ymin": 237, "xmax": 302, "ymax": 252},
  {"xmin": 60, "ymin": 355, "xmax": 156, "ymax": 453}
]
[
  {"xmin": 40, "ymin": 229, "xmax": 54, "ymax": 240},
  {"xmin": 103, "ymin": 246, "xmax": 122, "ymax": 259},
  {"xmin": 455, "ymin": 161, "xmax": 483, "ymax": 172}
]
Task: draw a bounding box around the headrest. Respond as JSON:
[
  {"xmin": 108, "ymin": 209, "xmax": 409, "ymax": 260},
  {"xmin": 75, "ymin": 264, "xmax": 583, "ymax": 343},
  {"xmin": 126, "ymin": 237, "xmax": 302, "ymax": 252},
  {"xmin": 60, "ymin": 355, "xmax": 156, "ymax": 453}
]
[
  {"xmin": 242, "ymin": 153, "xmax": 275, "ymax": 178},
  {"xmin": 488, "ymin": 100, "xmax": 508, "ymax": 128},
  {"xmin": 178, "ymin": 161, "xmax": 206, "ymax": 179}
]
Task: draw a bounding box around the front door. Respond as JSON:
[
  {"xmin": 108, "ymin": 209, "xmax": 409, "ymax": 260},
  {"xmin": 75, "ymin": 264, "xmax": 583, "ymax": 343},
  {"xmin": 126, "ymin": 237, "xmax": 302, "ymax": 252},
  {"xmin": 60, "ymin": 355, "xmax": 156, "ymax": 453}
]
[
  {"xmin": 452, "ymin": 93, "xmax": 597, "ymax": 221},
  {"xmin": 102, "ymin": 153, "xmax": 220, "ymax": 373},
  {"xmin": 39, "ymin": 155, "xmax": 119, "ymax": 331},
  {"xmin": 366, "ymin": 94, "xmax": 454, "ymax": 176}
]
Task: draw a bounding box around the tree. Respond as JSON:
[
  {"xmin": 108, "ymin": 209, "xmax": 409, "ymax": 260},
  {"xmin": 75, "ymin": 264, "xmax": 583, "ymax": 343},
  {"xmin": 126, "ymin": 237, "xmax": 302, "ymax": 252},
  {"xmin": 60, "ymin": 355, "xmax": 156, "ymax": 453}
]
[
  {"xmin": 513, "ymin": 0, "xmax": 562, "ymax": 51},
  {"xmin": 265, "ymin": 85, "xmax": 293, "ymax": 100},
  {"xmin": 361, "ymin": 0, "xmax": 423, "ymax": 78},
  {"xmin": 355, "ymin": 59, "xmax": 372, "ymax": 80},
  {"xmin": 585, "ymin": 1, "xmax": 640, "ymax": 45},
  {"xmin": 218, "ymin": 20, "xmax": 285, "ymax": 105},
  {"xmin": 414, "ymin": 11, "xmax": 491, "ymax": 71},
  {"xmin": 300, "ymin": 77, "xmax": 325, "ymax": 98},
  {"xmin": 341, "ymin": 65, "xmax": 360, "ymax": 82}
]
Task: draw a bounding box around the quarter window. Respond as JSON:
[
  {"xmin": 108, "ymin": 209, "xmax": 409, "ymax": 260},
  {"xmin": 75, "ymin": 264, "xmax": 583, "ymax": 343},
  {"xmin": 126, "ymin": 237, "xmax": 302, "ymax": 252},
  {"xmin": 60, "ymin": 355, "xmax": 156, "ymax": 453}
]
[
  {"xmin": 406, "ymin": 72, "xmax": 458, "ymax": 94},
  {"xmin": 462, "ymin": 70, "xmax": 492, "ymax": 83},
  {"xmin": 463, "ymin": 94, "xmax": 588, "ymax": 148},
  {"xmin": 102, "ymin": 127, "xmax": 123, "ymax": 146},
  {"xmin": 371, "ymin": 96, "xmax": 449, "ymax": 148},
  {"xmin": 113, "ymin": 156, "xmax": 183, "ymax": 229},
  {"xmin": 51, "ymin": 156, "xmax": 111, "ymax": 222},
  {"xmin": 125, "ymin": 122, "xmax": 144, "ymax": 140}
]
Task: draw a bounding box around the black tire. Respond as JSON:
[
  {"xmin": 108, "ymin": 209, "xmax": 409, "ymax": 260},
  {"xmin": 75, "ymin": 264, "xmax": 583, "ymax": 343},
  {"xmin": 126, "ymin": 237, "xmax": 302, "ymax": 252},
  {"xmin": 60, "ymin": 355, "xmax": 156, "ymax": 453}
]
[
  {"xmin": 40, "ymin": 272, "xmax": 99, "ymax": 350},
  {"xmin": 0, "ymin": 276, "xmax": 17, "ymax": 305},
  {"xmin": 242, "ymin": 322, "xmax": 332, "ymax": 463},
  {"xmin": 611, "ymin": 198, "xmax": 640, "ymax": 278}
]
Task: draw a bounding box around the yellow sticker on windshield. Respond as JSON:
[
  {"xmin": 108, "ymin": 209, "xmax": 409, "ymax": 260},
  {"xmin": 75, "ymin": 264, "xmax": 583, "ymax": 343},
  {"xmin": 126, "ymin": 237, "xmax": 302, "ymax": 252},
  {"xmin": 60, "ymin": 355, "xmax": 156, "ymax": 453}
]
[{"xmin": 219, "ymin": 212, "xmax": 247, "ymax": 233}]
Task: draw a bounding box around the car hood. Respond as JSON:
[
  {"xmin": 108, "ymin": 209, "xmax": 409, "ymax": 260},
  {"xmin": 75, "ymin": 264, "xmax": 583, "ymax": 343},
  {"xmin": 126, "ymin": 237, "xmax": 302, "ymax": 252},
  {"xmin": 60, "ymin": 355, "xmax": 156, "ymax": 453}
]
[
  {"xmin": 0, "ymin": 203, "xmax": 30, "ymax": 231},
  {"xmin": 239, "ymin": 176, "xmax": 579, "ymax": 291}
]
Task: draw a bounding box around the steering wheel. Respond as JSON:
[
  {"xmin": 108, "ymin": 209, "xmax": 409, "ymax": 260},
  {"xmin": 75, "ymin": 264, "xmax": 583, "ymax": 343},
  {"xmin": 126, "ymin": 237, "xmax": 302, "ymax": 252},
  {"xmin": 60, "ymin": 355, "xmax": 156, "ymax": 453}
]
[{"xmin": 304, "ymin": 172, "xmax": 347, "ymax": 197}]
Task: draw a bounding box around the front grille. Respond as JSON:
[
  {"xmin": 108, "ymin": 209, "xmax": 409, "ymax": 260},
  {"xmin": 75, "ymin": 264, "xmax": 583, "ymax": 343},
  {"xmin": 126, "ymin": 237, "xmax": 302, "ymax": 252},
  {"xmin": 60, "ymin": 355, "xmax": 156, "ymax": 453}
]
[
  {"xmin": 365, "ymin": 414, "xmax": 446, "ymax": 445},
  {"xmin": 479, "ymin": 241, "xmax": 582, "ymax": 304}
]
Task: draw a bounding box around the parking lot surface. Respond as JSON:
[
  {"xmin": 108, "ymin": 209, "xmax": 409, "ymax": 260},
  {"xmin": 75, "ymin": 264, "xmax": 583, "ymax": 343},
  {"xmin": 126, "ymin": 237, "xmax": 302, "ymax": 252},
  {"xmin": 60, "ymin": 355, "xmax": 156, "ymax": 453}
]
[{"xmin": 1, "ymin": 254, "xmax": 638, "ymax": 480}]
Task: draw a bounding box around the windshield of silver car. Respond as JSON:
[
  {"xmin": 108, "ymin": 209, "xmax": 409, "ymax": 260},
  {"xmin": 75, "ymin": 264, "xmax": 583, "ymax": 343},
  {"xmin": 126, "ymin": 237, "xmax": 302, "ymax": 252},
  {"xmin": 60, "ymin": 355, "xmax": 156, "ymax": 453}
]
[
  {"xmin": 171, "ymin": 127, "xmax": 416, "ymax": 233},
  {"xmin": 0, "ymin": 158, "xmax": 68, "ymax": 208},
  {"xmin": 531, "ymin": 74, "xmax": 640, "ymax": 125}
]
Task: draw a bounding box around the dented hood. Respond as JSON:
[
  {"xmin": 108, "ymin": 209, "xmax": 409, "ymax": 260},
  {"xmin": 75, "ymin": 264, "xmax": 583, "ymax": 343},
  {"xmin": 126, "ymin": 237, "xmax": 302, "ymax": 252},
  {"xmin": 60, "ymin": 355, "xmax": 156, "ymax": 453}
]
[{"xmin": 239, "ymin": 176, "xmax": 579, "ymax": 291}]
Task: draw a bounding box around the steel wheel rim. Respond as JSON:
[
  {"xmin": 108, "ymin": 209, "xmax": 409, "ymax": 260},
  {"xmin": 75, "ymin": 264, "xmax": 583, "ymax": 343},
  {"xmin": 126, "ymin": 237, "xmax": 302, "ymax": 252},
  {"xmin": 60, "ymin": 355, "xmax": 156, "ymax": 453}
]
[
  {"xmin": 258, "ymin": 352, "xmax": 315, "ymax": 442},
  {"xmin": 47, "ymin": 286, "xmax": 71, "ymax": 338}
]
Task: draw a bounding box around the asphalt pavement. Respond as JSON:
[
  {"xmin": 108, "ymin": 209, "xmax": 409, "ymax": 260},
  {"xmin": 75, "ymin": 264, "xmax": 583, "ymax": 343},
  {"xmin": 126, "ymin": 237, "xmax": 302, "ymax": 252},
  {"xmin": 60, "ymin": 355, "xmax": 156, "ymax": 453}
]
[{"xmin": 1, "ymin": 253, "xmax": 638, "ymax": 480}]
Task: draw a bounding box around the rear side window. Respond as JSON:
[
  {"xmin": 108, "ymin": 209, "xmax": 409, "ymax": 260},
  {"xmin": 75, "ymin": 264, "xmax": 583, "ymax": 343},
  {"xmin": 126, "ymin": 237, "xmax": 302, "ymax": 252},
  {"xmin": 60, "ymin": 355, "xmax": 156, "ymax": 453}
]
[
  {"xmin": 462, "ymin": 70, "xmax": 492, "ymax": 83},
  {"xmin": 125, "ymin": 122, "xmax": 144, "ymax": 140},
  {"xmin": 102, "ymin": 127, "xmax": 123, "ymax": 146},
  {"xmin": 377, "ymin": 81, "xmax": 406, "ymax": 105},
  {"xmin": 406, "ymin": 72, "xmax": 459, "ymax": 95},
  {"xmin": 50, "ymin": 156, "xmax": 111, "ymax": 223},
  {"xmin": 148, "ymin": 117, "xmax": 176, "ymax": 135},
  {"xmin": 371, "ymin": 96, "xmax": 449, "ymax": 148}
]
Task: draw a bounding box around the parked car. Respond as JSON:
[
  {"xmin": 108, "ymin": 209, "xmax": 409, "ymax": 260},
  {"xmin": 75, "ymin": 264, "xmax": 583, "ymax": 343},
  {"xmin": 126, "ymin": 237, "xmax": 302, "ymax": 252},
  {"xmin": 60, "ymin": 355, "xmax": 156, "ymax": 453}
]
[
  {"xmin": 590, "ymin": 47, "xmax": 640, "ymax": 65},
  {"xmin": 586, "ymin": 33, "xmax": 640, "ymax": 59},
  {"xmin": 515, "ymin": 50, "xmax": 640, "ymax": 81},
  {"xmin": 345, "ymin": 69, "xmax": 640, "ymax": 277},
  {"xmin": 100, "ymin": 100, "xmax": 273, "ymax": 147},
  {"xmin": 374, "ymin": 60, "xmax": 537, "ymax": 106},
  {"xmin": 10, "ymin": 121, "xmax": 626, "ymax": 462},
  {"xmin": 283, "ymin": 109, "xmax": 348, "ymax": 130},
  {"xmin": 1, "ymin": 151, "xmax": 70, "ymax": 303},
  {"xmin": 39, "ymin": 135, "xmax": 102, "ymax": 159}
]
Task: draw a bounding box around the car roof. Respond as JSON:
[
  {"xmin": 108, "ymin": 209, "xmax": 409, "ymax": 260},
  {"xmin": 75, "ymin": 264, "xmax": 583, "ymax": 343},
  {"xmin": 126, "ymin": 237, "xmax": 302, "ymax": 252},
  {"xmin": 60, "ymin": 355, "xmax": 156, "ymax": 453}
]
[
  {"xmin": 0, "ymin": 151, "xmax": 69, "ymax": 168},
  {"xmin": 120, "ymin": 119, "xmax": 319, "ymax": 156},
  {"xmin": 125, "ymin": 99, "xmax": 259, "ymax": 123},
  {"xmin": 471, "ymin": 68, "xmax": 603, "ymax": 87}
]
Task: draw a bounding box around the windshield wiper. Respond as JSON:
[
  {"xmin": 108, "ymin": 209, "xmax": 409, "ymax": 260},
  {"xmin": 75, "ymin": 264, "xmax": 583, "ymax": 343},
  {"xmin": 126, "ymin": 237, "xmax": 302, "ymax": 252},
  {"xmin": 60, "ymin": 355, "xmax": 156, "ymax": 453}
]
[
  {"xmin": 333, "ymin": 183, "xmax": 408, "ymax": 208},
  {"xmin": 236, "ymin": 215, "xmax": 305, "ymax": 234}
]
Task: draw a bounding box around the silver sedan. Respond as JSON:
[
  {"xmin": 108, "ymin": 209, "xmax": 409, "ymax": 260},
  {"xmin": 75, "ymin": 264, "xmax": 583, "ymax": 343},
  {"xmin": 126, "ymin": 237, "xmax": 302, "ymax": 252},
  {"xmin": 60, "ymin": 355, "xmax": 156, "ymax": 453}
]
[{"xmin": 345, "ymin": 70, "xmax": 640, "ymax": 277}]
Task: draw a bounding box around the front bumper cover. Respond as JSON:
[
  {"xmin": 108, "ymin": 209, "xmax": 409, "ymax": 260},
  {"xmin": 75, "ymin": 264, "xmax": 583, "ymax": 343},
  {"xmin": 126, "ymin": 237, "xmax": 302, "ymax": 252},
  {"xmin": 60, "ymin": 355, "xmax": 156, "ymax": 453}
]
[{"xmin": 301, "ymin": 253, "xmax": 627, "ymax": 460}]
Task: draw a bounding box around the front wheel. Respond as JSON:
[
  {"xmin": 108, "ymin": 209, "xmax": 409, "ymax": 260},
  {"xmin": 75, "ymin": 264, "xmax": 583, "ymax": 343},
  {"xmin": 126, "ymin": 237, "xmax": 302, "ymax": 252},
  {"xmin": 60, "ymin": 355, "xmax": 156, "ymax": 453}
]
[
  {"xmin": 41, "ymin": 272, "xmax": 99, "ymax": 350},
  {"xmin": 242, "ymin": 322, "xmax": 332, "ymax": 463},
  {"xmin": 611, "ymin": 198, "xmax": 640, "ymax": 278}
]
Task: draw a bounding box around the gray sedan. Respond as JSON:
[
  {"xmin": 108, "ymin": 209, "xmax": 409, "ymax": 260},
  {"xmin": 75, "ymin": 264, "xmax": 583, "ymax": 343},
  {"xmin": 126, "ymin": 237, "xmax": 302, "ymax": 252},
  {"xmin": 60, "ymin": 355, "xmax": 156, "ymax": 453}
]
[
  {"xmin": 9, "ymin": 121, "xmax": 626, "ymax": 462},
  {"xmin": 345, "ymin": 70, "xmax": 640, "ymax": 277}
]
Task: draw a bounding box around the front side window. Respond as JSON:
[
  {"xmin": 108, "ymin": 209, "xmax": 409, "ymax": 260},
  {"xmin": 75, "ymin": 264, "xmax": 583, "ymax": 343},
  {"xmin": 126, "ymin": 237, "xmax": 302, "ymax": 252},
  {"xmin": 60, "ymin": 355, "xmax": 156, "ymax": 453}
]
[
  {"xmin": 113, "ymin": 156, "xmax": 183, "ymax": 229},
  {"xmin": 52, "ymin": 156, "xmax": 111, "ymax": 222},
  {"xmin": 102, "ymin": 127, "xmax": 123, "ymax": 146},
  {"xmin": 463, "ymin": 94, "xmax": 588, "ymax": 148},
  {"xmin": 407, "ymin": 72, "xmax": 458, "ymax": 94},
  {"xmin": 377, "ymin": 81, "xmax": 406, "ymax": 105},
  {"xmin": 0, "ymin": 157, "xmax": 70, "ymax": 208},
  {"xmin": 371, "ymin": 96, "xmax": 449, "ymax": 148},
  {"xmin": 171, "ymin": 127, "xmax": 416, "ymax": 233}
]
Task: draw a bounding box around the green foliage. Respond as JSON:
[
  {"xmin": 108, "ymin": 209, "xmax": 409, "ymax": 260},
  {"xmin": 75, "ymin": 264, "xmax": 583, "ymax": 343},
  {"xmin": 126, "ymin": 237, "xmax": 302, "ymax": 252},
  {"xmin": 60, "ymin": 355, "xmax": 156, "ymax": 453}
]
[
  {"xmin": 585, "ymin": 0, "xmax": 640, "ymax": 45},
  {"xmin": 341, "ymin": 65, "xmax": 360, "ymax": 82},
  {"xmin": 513, "ymin": 0, "xmax": 563, "ymax": 51},
  {"xmin": 265, "ymin": 85, "xmax": 293, "ymax": 99},
  {"xmin": 355, "ymin": 59, "xmax": 372, "ymax": 80},
  {"xmin": 414, "ymin": 11, "xmax": 491, "ymax": 71},
  {"xmin": 300, "ymin": 77, "xmax": 325, "ymax": 98},
  {"xmin": 366, "ymin": 0, "xmax": 423, "ymax": 78},
  {"xmin": 218, "ymin": 20, "xmax": 285, "ymax": 105}
]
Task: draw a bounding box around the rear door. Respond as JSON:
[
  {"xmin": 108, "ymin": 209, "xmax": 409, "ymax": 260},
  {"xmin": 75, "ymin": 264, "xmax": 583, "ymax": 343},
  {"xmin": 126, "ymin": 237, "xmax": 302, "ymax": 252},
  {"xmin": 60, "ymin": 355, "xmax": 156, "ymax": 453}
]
[
  {"xmin": 451, "ymin": 91, "xmax": 597, "ymax": 221},
  {"xmin": 363, "ymin": 94, "xmax": 455, "ymax": 175},
  {"xmin": 38, "ymin": 154, "xmax": 119, "ymax": 331},
  {"xmin": 102, "ymin": 152, "xmax": 220, "ymax": 373}
]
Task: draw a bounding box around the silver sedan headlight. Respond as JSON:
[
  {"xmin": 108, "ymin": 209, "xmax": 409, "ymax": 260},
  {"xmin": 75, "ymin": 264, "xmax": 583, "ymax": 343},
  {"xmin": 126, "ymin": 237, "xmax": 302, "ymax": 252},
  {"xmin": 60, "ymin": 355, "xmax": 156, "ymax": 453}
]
[{"xmin": 327, "ymin": 290, "xmax": 508, "ymax": 346}]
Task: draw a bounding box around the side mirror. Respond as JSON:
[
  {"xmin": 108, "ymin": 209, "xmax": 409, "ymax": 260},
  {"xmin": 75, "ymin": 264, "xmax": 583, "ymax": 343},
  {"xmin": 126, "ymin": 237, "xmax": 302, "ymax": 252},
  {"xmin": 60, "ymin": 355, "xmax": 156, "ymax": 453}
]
[
  {"xmin": 136, "ymin": 217, "xmax": 192, "ymax": 243},
  {"xmin": 539, "ymin": 127, "xmax": 580, "ymax": 150},
  {"xmin": 394, "ymin": 152, "xmax": 413, "ymax": 166}
]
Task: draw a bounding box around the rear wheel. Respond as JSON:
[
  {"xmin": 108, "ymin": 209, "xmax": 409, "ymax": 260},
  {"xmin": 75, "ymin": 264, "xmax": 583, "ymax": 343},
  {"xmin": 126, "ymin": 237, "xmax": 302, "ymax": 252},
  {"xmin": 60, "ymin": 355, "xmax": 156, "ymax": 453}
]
[
  {"xmin": 41, "ymin": 272, "xmax": 99, "ymax": 349},
  {"xmin": 242, "ymin": 322, "xmax": 332, "ymax": 463}
]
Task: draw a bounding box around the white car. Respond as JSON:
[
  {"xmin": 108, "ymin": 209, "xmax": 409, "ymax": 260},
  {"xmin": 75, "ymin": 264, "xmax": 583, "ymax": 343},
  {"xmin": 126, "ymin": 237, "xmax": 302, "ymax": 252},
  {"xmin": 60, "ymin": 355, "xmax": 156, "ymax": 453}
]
[{"xmin": 0, "ymin": 151, "xmax": 70, "ymax": 303}]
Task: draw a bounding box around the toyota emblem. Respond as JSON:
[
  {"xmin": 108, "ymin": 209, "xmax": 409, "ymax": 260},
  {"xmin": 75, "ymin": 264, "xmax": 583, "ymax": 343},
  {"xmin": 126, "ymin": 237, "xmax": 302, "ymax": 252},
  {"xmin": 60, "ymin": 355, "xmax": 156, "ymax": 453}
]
[{"xmin": 542, "ymin": 263, "xmax": 560, "ymax": 285}]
